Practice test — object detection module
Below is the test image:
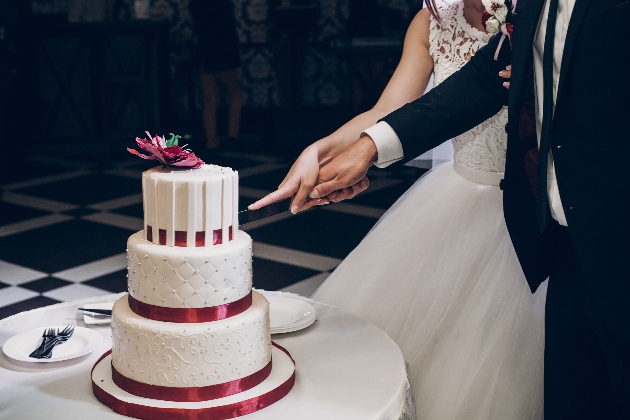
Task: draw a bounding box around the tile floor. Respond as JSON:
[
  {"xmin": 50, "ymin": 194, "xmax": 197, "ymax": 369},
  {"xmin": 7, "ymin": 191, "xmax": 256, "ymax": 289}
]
[{"xmin": 0, "ymin": 150, "xmax": 426, "ymax": 319}]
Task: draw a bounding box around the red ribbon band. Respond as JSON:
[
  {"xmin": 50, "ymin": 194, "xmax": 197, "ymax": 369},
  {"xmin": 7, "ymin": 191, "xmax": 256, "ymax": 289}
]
[
  {"xmin": 92, "ymin": 343, "xmax": 295, "ymax": 420},
  {"xmin": 128, "ymin": 291, "xmax": 252, "ymax": 323},
  {"xmin": 112, "ymin": 358, "xmax": 272, "ymax": 402},
  {"xmin": 146, "ymin": 225, "xmax": 233, "ymax": 247}
]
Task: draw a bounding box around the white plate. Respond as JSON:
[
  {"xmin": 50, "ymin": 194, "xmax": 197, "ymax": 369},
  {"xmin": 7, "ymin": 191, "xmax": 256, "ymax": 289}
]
[
  {"xmin": 270, "ymin": 315, "xmax": 316, "ymax": 334},
  {"xmin": 82, "ymin": 302, "xmax": 115, "ymax": 325},
  {"xmin": 270, "ymin": 312, "xmax": 316, "ymax": 330},
  {"xmin": 267, "ymin": 296, "xmax": 316, "ymax": 334},
  {"xmin": 2, "ymin": 325, "xmax": 103, "ymax": 363}
]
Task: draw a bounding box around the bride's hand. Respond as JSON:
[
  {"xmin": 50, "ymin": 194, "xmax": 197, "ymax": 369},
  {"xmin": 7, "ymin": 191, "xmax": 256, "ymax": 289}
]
[
  {"xmin": 500, "ymin": 64, "xmax": 511, "ymax": 89},
  {"xmin": 248, "ymin": 145, "xmax": 320, "ymax": 212}
]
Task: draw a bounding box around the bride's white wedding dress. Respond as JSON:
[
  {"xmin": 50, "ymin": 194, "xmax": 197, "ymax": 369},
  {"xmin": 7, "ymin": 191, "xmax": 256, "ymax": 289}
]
[{"xmin": 313, "ymin": 2, "xmax": 546, "ymax": 419}]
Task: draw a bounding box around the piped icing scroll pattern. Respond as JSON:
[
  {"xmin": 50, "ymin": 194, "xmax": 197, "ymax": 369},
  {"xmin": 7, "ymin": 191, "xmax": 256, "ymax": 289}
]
[{"xmin": 111, "ymin": 300, "xmax": 271, "ymax": 388}]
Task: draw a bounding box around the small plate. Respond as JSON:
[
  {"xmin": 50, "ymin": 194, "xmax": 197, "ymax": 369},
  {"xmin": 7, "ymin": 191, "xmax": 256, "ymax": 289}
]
[
  {"xmin": 267, "ymin": 296, "xmax": 316, "ymax": 334},
  {"xmin": 2, "ymin": 325, "xmax": 103, "ymax": 363},
  {"xmin": 82, "ymin": 302, "xmax": 115, "ymax": 325},
  {"xmin": 270, "ymin": 315, "xmax": 316, "ymax": 334}
]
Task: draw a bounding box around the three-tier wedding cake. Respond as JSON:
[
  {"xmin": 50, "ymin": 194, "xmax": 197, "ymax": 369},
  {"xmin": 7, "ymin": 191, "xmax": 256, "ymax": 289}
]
[{"xmin": 91, "ymin": 134, "xmax": 295, "ymax": 419}]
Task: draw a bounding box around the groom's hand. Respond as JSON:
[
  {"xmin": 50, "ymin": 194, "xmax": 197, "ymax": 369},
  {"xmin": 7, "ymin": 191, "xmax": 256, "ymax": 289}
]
[
  {"xmin": 300, "ymin": 135, "xmax": 377, "ymax": 210},
  {"xmin": 300, "ymin": 176, "xmax": 370, "ymax": 211}
]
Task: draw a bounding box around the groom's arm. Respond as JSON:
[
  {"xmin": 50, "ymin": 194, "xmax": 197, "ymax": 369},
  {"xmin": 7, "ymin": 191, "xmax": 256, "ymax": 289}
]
[
  {"xmin": 306, "ymin": 33, "xmax": 513, "ymax": 203},
  {"xmin": 378, "ymin": 32, "xmax": 512, "ymax": 163}
]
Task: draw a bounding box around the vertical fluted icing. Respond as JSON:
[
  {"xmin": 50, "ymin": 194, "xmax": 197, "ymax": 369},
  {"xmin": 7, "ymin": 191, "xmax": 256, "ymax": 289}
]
[{"xmin": 142, "ymin": 165, "xmax": 239, "ymax": 247}]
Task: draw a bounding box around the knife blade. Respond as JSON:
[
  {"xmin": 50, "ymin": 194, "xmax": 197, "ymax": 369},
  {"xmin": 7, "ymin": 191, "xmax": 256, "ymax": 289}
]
[
  {"xmin": 238, "ymin": 198, "xmax": 293, "ymax": 226},
  {"xmin": 78, "ymin": 308, "xmax": 112, "ymax": 316}
]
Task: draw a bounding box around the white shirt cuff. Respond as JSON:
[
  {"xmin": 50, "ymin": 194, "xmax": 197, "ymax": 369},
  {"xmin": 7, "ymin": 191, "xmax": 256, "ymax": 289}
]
[{"xmin": 362, "ymin": 121, "xmax": 404, "ymax": 168}]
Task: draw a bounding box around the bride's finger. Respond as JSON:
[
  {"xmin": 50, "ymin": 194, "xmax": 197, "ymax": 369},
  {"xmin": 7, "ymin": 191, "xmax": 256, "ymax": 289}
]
[
  {"xmin": 248, "ymin": 184, "xmax": 295, "ymax": 210},
  {"xmin": 499, "ymin": 65, "xmax": 511, "ymax": 79},
  {"xmin": 277, "ymin": 176, "xmax": 290, "ymax": 190}
]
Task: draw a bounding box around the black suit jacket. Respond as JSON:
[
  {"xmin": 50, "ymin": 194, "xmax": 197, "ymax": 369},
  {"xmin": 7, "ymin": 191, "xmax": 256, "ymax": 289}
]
[{"xmin": 382, "ymin": 0, "xmax": 630, "ymax": 341}]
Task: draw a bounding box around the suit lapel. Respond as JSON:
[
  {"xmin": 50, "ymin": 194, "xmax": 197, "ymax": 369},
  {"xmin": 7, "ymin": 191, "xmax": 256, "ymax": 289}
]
[
  {"xmin": 509, "ymin": 0, "xmax": 547, "ymax": 109},
  {"xmin": 556, "ymin": 0, "xmax": 593, "ymax": 104}
]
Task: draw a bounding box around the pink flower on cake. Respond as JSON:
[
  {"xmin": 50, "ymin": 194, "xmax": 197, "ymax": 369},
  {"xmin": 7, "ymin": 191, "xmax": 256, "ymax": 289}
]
[{"xmin": 127, "ymin": 132, "xmax": 204, "ymax": 169}]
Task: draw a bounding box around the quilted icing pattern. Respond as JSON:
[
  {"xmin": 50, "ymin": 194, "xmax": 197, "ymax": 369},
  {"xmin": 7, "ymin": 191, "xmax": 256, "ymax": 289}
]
[
  {"xmin": 127, "ymin": 231, "xmax": 252, "ymax": 308},
  {"xmin": 111, "ymin": 292, "xmax": 272, "ymax": 387}
]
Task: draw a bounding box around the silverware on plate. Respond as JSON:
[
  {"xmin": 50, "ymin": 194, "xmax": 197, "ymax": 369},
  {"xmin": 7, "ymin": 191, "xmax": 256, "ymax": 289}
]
[
  {"xmin": 28, "ymin": 328, "xmax": 56, "ymax": 359},
  {"xmin": 29, "ymin": 325, "xmax": 75, "ymax": 359}
]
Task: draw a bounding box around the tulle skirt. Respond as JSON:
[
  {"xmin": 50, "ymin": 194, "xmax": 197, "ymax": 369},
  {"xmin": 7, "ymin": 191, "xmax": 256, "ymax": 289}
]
[{"xmin": 313, "ymin": 162, "xmax": 547, "ymax": 420}]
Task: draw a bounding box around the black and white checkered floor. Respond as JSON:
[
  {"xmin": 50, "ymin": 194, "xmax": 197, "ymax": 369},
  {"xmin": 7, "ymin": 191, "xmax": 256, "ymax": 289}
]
[{"xmin": 0, "ymin": 150, "xmax": 425, "ymax": 319}]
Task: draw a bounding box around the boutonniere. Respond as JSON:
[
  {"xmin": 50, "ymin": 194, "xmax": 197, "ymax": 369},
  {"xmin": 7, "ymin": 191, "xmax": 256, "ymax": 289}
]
[{"xmin": 482, "ymin": 0, "xmax": 516, "ymax": 60}]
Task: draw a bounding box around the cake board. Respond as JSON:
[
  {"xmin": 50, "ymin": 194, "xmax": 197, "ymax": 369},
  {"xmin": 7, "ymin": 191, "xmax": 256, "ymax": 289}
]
[{"xmin": 92, "ymin": 343, "xmax": 295, "ymax": 420}]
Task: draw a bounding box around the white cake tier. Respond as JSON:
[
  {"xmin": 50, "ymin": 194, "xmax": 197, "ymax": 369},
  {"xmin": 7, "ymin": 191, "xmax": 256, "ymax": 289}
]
[
  {"xmin": 142, "ymin": 164, "xmax": 238, "ymax": 247},
  {"xmin": 111, "ymin": 291, "xmax": 272, "ymax": 388},
  {"xmin": 127, "ymin": 230, "xmax": 252, "ymax": 309}
]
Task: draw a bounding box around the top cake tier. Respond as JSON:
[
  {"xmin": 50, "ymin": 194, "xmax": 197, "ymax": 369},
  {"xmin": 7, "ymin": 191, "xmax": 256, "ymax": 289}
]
[{"xmin": 142, "ymin": 165, "xmax": 238, "ymax": 247}]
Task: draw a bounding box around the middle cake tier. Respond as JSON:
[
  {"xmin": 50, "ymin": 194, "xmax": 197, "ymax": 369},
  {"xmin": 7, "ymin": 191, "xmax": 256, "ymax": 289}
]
[
  {"xmin": 111, "ymin": 291, "xmax": 272, "ymax": 389},
  {"xmin": 127, "ymin": 230, "xmax": 252, "ymax": 309}
]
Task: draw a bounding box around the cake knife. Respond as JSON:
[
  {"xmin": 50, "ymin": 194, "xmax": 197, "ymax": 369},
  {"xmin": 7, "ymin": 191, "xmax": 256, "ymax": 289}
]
[
  {"xmin": 78, "ymin": 308, "xmax": 112, "ymax": 316},
  {"xmin": 238, "ymin": 197, "xmax": 321, "ymax": 226},
  {"xmin": 238, "ymin": 198, "xmax": 293, "ymax": 226}
]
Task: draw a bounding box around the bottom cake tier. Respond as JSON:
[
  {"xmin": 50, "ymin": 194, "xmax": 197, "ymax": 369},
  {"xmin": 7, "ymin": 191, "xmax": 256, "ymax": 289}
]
[
  {"xmin": 92, "ymin": 344, "xmax": 296, "ymax": 419},
  {"xmin": 111, "ymin": 291, "xmax": 272, "ymax": 394}
]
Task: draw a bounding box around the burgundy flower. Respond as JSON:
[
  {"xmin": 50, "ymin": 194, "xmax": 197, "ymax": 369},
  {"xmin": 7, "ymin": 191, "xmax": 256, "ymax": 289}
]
[
  {"xmin": 505, "ymin": 22, "xmax": 514, "ymax": 38},
  {"xmin": 127, "ymin": 131, "xmax": 204, "ymax": 169}
]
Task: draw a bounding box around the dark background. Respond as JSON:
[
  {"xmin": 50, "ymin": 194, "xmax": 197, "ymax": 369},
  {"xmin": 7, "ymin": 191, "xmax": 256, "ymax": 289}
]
[{"xmin": 1, "ymin": 0, "xmax": 423, "ymax": 167}]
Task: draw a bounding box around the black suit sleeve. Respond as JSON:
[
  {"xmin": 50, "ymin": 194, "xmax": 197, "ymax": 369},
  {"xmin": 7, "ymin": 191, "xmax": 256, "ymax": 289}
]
[{"xmin": 381, "ymin": 32, "xmax": 512, "ymax": 161}]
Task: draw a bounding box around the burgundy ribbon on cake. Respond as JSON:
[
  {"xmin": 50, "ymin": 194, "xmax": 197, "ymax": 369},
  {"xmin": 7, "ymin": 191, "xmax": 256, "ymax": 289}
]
[
  {"xmin": 112, "ymin": 357, "xmax": 272, "ymax": 402},
  {"xmin": 128, "ymin": 291, "xmax": 252, "ymax": 323},
  {"xmin": 91, "ymin": 344, "xmax": 296, "ymax": 420},
  {"xmin": 146, "ymin": 225, "xmax": 233, "ymax": 247}
]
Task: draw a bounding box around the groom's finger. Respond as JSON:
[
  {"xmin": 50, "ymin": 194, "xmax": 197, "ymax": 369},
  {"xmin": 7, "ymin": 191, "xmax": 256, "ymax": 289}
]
[
  {"xmin": 301, "ymin": 197, "xmax": 330, "ymax": 211},
  {"xmin": 346, "ymin": 177, "xmax": 369, "ymax": 199},
  {"xmin": 330, "ymin": 177, "xmax": 369, "ymax": 202},
  {"xmin": 310, "ymin": 164, "xmax": 346, "ymax": 198},
  {"xmin": 310, "ymin": 177, "xmax": 345, "ymax": 200}
]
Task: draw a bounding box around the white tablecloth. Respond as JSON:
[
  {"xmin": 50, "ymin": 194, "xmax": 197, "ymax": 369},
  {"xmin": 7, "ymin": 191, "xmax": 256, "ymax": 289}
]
[{"xmin": 0, "ymin": 292, "xmax": 411, "ymax": 420}]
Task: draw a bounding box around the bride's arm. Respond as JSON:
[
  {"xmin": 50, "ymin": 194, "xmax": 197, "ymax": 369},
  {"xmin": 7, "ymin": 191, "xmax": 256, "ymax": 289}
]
[{"xmin": 249, "ymin": 9, "xmax": 435, "ymax": 211}]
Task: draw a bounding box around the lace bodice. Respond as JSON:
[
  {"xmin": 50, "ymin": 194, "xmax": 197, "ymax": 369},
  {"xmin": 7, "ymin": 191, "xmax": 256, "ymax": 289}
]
[{"xmin": 429, "ymin": 1, "xmax": 508, "ymax": 173}]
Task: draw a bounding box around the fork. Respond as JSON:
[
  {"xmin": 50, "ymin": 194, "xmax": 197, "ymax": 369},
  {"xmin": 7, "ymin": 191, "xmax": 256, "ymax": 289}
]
[
  {"xmin": 29, "ymin": 327, "xmax": 58, "ymax": 359},
  {"xmin": 39, "ymin": 325, "xmax": 75, "ymax": 359}
]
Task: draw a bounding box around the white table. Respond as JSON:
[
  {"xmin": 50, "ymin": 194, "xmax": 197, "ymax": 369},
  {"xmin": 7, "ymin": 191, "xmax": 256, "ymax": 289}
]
[{"xmin": 0, "ymin": 292, "xmax": 412, "ymax": 420}]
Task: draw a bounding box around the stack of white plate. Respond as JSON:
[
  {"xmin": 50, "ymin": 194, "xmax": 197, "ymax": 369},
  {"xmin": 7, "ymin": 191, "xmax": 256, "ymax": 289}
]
[{"xmin": 267, "ymin": 295, "xmax": 317, "ymax": 334}]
